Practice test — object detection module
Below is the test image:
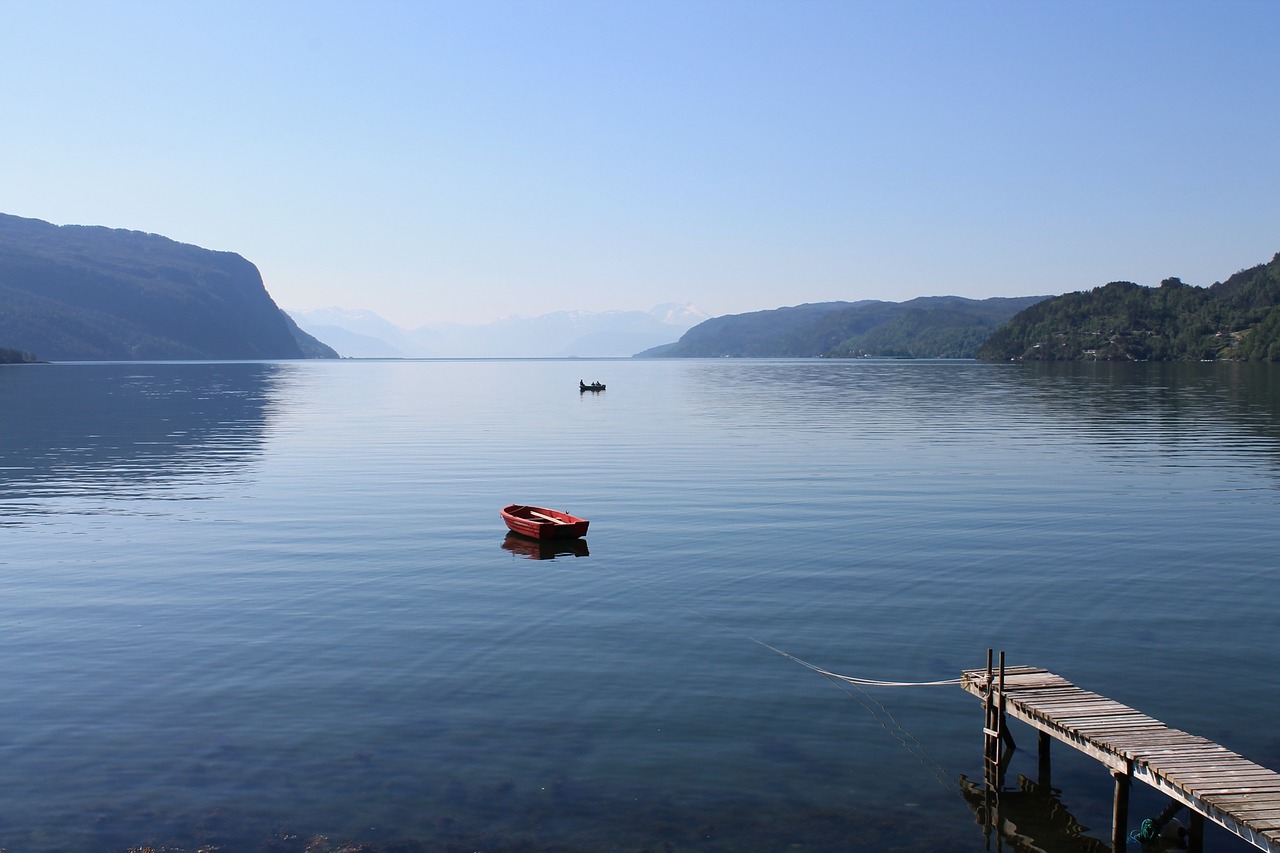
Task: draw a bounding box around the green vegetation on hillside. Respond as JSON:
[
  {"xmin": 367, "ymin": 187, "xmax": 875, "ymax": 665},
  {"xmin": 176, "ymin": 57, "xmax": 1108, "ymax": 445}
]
[
  {"xmin": 0, "ymin": 346, "xmax": 40, "ymax": 364},
  {"xmin": 637, "ymin": 296, "xmax": 1046, "ymax": 359},
  {"xmin": 823, "ymin": 297, "xmax": 1046, "ymax": 358},
  {"xmin": 636, "ymin": 301, "xmax": 869, "ymax": 357},
  {"xmin": 977, "ymin": 253, "xmax": 1280, "ymax": 362}
]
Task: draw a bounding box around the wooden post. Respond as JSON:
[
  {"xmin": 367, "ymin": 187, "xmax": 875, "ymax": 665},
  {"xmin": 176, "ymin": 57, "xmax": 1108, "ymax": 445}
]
[
  {"xmin": 996, "ymin": 651, "xmax": 1009, "ymax": 787},
  {"xmin": 981, "ymin": 650, "xmax": 1013, "ymax": 789},
  {"xmin": 1187, "ymin": 810, "xmax": 1204, "ymax": 853},
  {"xmin": 1037, "ymin": 730, "xmax": 1051, "ymax": 789},
  {"xmin": 983, "ymin": 649, "xmax": 996, "ymax": 778},
  {"xmin": 1111, "ymin": 764, "xmax": 1131, "ymax": 853},
  {"xmin": 980, "ymin": 649, "xmax": 999, "ymax": 843}
]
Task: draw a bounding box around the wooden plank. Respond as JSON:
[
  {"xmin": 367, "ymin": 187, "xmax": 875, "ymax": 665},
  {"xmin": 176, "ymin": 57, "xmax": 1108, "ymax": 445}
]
[
  {"xmin": 1121, "ymin": 732, "xmax": 1198, "ymax": 747},
  {"xmin": 1129, "ymin": 742, "xmax": 1223, "ymax": 753},
  {"xmin": 1160, "ymin": 770, "xmax": 1279, "ymax": 784},
  {"xmin": 1138, "ymin": 740, "xmax": 1237, "ymax": 753},
  {"xmin": 992, "ymin": 667, "xmax": 1056, "ymax": 678},
  {"xmin": 1193, "ymin": 785, "xmax": 1280, "ymax": 796},
  {"xmin": 1066, "ymin": 717, "xmax": 1164, "ymax": 729},
  {"xmin": 1071, "ymin": 724, "xmax": 1168, "ymax": 736},
  {"xmin": 1029, "ymin": 712, "xmax": 1152, "ymax": 727},
  {"xmin": 1166, "ymin": 770, "xmax": 1280, "ymax": 783},
  {"xmin": 1005, "ymin": 687, "xmax": 1081, "ymax": 698},
  {"xmin": 1151, "ymin": 755, "xmax": 1255, "ymax": 769},
  {"xmin": 1122, "ymin": 734, "xmax": 1215, "ymax": 748},
  {"xmin": 1136, "ymin": 737, "xmax": 1233, "ymax": 753},
  {"xmin": 1185, "ymin": 783, "xmax": 1280, "ymax": 797},
  {"xmin": 1131, "ymin": 742, "xmax": 1228, "ymax": 753},
  {"xmin": 1011, "ymin": 686, "xmax": 1105, "ymax": 697},
  {"xmin": 1157, "ymin": 761, "xmax": 1268, "ymax": 776},
  {"xmin": 1043, "ymin": 702, "xmax": 1143, "ymax": 713},
  {"xmin": 527, "ymin": 510, "xmax": 568, "ymax": 524},
  {"xmin": 1228, "ymin": 802, "xmax": 1280, "ymax": 812},
  {"xmin": 997, "ymin": 677, "xmax": 1065, "ymax": 687},
  {"xmin": 961, "ymin": 683, "xmax": 1075, "ymax": 698},
  {"xmin": 1036, "ymin": 698, "xmax": 1141, "ymax": 709},
  {"xmin": 1073, "ymin": 719, "xmax": 1168, "ymax": 730},
  {"xmin": 1207, "ymin": 792, "xmax": 1280, "ymax": 802},
  {"xmin": 1012, "ymin": 688, "xmax": 1114, "ymax": 699},
  {"xmin": 1162, "ymin": 762, "xmax": 1276, "ymax": 774}
]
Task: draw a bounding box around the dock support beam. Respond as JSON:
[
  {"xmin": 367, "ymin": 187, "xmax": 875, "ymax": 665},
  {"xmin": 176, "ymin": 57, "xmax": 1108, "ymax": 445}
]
[
  {"xmin": 1111, "ymin": 763, "xmax": 1131, "ymax": 852},
  {"xmin": 1188, "ymin": 811, "xmax": 1204, "ymax": 853},
  {"xmin": 1037, "ymin": 730, "xmax": 1051, "ymax": 788}
]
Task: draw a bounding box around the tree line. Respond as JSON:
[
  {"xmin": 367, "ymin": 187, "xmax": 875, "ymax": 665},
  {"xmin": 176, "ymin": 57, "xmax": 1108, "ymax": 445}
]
[{"xmin": 977, "ymin": 254, "xmax": 1280, "ymax": 362}]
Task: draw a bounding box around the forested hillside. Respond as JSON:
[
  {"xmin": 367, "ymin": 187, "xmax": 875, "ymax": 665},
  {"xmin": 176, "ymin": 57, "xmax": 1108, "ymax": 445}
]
[
  {"xmin": 0, "ymin": 213, "xmax": 336, "ymax": 361},
  {"xmin": 977, "ymin": 253, "xmax": 1280, "ymax": 362},
  {"xmin": 1, "ymin": 346, "xmax": 40, "ymax": 364},
  {"xmin": 638, "ymin": 296, "xmax": 1046, "ymax": 358}
]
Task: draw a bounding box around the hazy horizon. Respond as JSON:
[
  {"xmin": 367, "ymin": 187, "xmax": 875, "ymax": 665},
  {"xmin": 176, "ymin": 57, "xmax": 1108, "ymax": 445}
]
[{"xmin": 287, "ymin": 301, "xmax": 711, "ymax": 330}]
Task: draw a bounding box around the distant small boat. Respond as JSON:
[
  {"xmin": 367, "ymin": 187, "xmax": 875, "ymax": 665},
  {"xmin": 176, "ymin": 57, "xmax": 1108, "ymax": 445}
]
[
  {"xmin": 579, "ymin": 380, "xmax": 605, "ymax": 392},
  {"xmin": 501, "ymin": 504, "xmax": 590, "ymax": 540}
]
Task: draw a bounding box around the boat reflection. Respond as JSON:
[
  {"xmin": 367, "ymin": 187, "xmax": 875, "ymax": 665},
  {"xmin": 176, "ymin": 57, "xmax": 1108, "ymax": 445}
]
[
  {"xmin": 501, "ymin": 532, "xmax": 590, "ymax": 560},
  {"xmin": 959, "ymin": 774, "xmax": 1110, "ymax": 853}
]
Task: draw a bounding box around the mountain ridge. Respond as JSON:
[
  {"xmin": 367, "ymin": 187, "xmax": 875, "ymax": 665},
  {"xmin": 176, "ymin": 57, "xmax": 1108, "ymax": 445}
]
[
  {"xmin": 0, "ymin": 213, "xmax": 336, "ymax": 361},
  {"xmin": 639, "ymin": 295, "xmax": 1048, "ymax": 358}
]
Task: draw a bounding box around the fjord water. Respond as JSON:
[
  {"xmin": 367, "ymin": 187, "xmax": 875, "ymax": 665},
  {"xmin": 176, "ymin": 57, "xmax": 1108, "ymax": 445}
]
[{"xmin": 2, "ymin": 359, "xmax": 1278, "ymax": 852}]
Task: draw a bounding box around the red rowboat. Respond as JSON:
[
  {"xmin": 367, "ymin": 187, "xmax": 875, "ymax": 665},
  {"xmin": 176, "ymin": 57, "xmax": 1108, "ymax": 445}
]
[{"xmin": 501, "ymin": 504, "xmax": 590, "ymax": 540}]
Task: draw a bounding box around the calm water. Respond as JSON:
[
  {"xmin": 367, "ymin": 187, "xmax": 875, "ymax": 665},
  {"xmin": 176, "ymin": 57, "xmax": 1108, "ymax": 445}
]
[{"xmin": 1, "ymin": 359, "xmax": 1278, "ymax": 852}]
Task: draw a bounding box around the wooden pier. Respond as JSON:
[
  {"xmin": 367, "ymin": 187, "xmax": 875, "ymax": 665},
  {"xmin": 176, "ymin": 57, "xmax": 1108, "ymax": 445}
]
[{"xmin": 962, "ymin": 655, "xmax": 1280, "ymax": 852}]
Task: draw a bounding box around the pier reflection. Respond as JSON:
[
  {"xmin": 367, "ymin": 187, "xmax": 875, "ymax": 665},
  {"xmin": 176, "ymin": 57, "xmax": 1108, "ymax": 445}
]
[
  {"xmin": 501, "ymin": 532, "xmax": 590, "ymax": 560},
  {"xmin": 960, "ymin": 774, "xmax": 1111, "ymax": 853}
]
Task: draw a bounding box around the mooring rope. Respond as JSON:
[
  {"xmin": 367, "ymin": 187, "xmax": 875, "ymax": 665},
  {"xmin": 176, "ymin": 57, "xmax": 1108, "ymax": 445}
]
[
  {"xmin": 736, "ymin": 630, "xmax": 962, "ymax": 794},
  {"xmin": 751, "ymin": 639, "xmax": 963, "ymax": 687},
  {"xmin": 591, "ymin": 561, "xmax": 964, "ymax": 793}
]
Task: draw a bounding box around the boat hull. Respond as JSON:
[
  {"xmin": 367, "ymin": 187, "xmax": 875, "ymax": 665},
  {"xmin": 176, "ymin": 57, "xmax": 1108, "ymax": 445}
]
[{"xmin": 501, "ymin": 504, "xmax": 590, "ymax": 540}]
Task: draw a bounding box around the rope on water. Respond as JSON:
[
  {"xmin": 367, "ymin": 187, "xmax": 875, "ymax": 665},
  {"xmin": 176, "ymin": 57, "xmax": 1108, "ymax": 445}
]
[
  {"xmin": 751, "ymin": 639, "xmax": 963, "ymax": 687},
  {"xmin": 594, "ymin": 562, "xmax": 964, "ymax": 794}
]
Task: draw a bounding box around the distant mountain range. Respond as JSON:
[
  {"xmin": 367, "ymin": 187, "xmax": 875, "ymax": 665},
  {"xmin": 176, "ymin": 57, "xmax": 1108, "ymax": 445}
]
[
  {"xmin": 0, "ymin": 213, "xmax": 335, "ymax": 361},
  {"xmin": 9, "ymin": 208, "xmax": 1273, "ymax": 365},
  {"xmin": 288, "ymin": 304, "xmax": 710, "ymax": 358},
  {"xmin": 638, "ymin": 296, "xmax": 1049, "ymax": 358},
  {"xmin": 642, "ymin": 250, "xmax": 1280, "ymax": 363}
]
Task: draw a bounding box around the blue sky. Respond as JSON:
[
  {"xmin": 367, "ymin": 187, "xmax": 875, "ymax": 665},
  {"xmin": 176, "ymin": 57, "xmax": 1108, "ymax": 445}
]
[{"xmin": 3, "ymin": 0, "xmax": 1277, "ymax": 327}]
